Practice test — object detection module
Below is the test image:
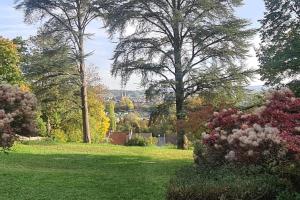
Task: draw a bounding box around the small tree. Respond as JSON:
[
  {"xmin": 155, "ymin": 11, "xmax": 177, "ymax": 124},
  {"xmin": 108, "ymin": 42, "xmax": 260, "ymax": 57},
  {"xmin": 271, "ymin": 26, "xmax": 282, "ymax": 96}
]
[
  {"xmin": 119, "ymin": 97, "xmax": 134, "ymax": 111},
  {"xmin": 0, "ymin": 84, "xmax": 37, "ymax": 150},
  {"xmin": 19, "ymin": 35, "xmax": 81, "ymax": 137},
  {"xmin": 107, "ymin": 101, "xmax": 116, "ymax": 131},
  {"xmin": 0, "ymin": 37, "xmax": 23, "ymax": 85},
  {"xmin": 88, "ymin": 88, "xmax": 110, "ymax": 143},
  {"xmin": 117, "ymin": 112, "xmax": 148, "ymax": 133},
  {"xmin": 149, "ymin": 103, "xmax": 177, "ymax": 136}
]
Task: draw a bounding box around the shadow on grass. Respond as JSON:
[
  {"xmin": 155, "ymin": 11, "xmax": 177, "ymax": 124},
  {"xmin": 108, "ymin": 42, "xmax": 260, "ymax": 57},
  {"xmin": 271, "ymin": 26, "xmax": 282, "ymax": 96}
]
[{"xmin": 0, "ymin": 151, "xmax": 191, "ymax": 200}]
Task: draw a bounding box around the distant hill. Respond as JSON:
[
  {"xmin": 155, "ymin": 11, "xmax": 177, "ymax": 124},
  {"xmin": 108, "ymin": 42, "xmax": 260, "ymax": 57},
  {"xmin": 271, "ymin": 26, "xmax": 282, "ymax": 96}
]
[
  {"xmin": 106, "ymin": 86, "xmax": 265, "ymax": 100},
  {"xmin": 106, "ymin": 90, "xmax": 146, "ymax": 101},
  {"xmin": 108, "ymin": 90, "xmax": 145, "ymax": 98},
  {"xmin": 246, "ymin": 85, "xmax": 266, "ymax": 92}
]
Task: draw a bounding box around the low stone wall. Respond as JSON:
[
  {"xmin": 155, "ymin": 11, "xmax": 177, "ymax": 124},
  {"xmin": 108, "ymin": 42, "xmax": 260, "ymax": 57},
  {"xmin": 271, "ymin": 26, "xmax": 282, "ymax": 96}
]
[{"xmin": 16, "ymin": 135, "xmax": 46, "ymax": 141}]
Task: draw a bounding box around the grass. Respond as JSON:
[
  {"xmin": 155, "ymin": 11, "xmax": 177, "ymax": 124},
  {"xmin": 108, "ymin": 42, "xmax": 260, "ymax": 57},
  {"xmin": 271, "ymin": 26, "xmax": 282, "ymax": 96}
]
[{"xmin": 0, "ymin": 143, "xmax": 192, "ymax": 200}]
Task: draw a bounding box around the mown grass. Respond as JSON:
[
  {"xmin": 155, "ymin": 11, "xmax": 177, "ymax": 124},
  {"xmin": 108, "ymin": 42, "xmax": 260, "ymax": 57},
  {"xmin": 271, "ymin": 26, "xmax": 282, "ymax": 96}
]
[{"xmin": 0, "ymin": 143, "xmax": 192, "ymax": 200}]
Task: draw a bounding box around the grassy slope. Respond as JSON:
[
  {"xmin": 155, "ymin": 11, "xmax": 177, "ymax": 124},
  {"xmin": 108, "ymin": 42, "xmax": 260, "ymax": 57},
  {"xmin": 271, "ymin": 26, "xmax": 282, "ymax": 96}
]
[{"xmin": 0, "ymin": 143, "xmax": 192, "ymax": 200}]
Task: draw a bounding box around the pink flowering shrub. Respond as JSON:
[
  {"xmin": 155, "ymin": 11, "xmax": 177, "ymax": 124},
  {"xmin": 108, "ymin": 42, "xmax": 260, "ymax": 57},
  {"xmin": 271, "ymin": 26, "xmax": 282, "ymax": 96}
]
[
  {"xmin": 199, "ymin": 88, "xmax": 300, "ymax": 165},
  {"xmin": 260, "ymin": 88, "xmax": 300, "ymax": 154},
  {"xmin": 0, "ymin": 84, "xmax": 37, "ymax": 150}
]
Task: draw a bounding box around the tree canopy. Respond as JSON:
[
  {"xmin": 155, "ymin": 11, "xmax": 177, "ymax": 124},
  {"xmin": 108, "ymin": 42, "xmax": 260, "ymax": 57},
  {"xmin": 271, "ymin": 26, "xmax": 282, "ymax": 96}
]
[
  {"xmin": 258, "ymin": 0, "xmax": 299, "ymax": 95},
  {"xmin": 0, "ymin": 37, "xmax": 23, "ymax": 85},
  {"xmin": 119, "ymin": 96, "xmax": 135, "ymax": 111},
  {"xmin": 16, "ymin": 0, "xmax": 109, "ymax": 143},
  {"xmin": 104, "ymin": 0, "xmax": 255, "ymax": 148}
]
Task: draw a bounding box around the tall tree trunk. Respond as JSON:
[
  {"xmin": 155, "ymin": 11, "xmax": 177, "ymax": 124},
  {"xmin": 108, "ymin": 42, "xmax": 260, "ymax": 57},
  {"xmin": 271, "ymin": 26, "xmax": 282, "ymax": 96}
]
[
  {"xmin": 175, "ymin": 84, "xmax": 186, "ymax": 149},
  {"xmin": 173, "ymin": 1, "xmax": 186, "ymax": 149},
  {"xmin": 79, "ymin": 34, "xmax": 91, "ymax": 143},
  {"xmin": 174, "ymin": 36, "xmax": 185, "ymax": 149}
]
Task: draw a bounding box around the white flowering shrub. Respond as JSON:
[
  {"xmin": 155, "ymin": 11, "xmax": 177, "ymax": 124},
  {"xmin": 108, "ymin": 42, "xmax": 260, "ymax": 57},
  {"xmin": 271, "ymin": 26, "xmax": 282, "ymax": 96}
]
[
  {"xmin": 196, "ymin": 88, "xmax": 300, "ymax": 165},
  {"xmin": 0, "ymin": 84, "xmax": 37, "ymax": 150},
  {"xmin": 202, "ymin": 124, "xmax": 283, "ymax": 163}
]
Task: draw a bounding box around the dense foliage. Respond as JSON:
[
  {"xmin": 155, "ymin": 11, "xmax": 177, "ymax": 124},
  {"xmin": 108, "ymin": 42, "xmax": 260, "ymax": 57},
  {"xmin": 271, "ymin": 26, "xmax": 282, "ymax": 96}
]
[
  {"xmin": 148, "ymin": 87, "xmax": 248, "ymax": 141},
  {"xmin": 126, "ymin": 136, "xmax": 148, "ymax": 146},
  {"xmin": 16, "ymin": 34, "xmax": 111, "ymax": 143},
  {"xmin": 126, "ymin": 135, "xmax": 158, "ymax": 146},
  {"xmin": 167, "ymin": 165, "xmax": 290, "ymax": 200},
  {"xmin": 172, "ymin": 88, "xmax": 300, "ymax": 200},
  {"xmin": 50, "ymin": 88, "xmax": 110, "ymax": 143},
  {"xmin": 117, "ymin": 97, "xmax": 134, "ymax": 111},
  {"xmin": 0, "ymin": 84, "xmax": 37, "ymax": 150},
  {"xmin": 258, "ymin": 0, "xmax": 299, "ymax": 95},
  {"xmin": 117, "ymin": 112, "xmax": 149, "ymax": 133},
  {"xmin": 184, "ymin": 87, "xmax": 247, "ymax": 141},
  {"xmin": 19, "ymin": 35, "xmax": 80, "ymax": 135},
  {"xmin": 88, "ymin": 88, "xmax": 110, "ymax": 143},
  {"xmin": 200, "ymin": 88, "xmax": 300, "ymax": 165},
  {"xmin": 16, "ymin": 0, "xmax": 110, "ymax": 143},
  {"xmin": 149, "ymin": 103, "xmax": 177, "ymax": 137},
  {"xmin": 276, "ymin": 190, "xmax": 300, "ymax": 200},
  {"xmin": 0, "ymin": 37, "xmax": 23, "ymax": 85}
]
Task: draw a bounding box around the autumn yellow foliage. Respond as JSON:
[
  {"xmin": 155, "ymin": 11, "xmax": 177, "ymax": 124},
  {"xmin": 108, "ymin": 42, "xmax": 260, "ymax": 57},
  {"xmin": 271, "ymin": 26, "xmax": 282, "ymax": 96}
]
[
  {"xmin": 88, "ymin": 89, "xmax": 110, "ymax": 143},
  {"xmin": 0, "ymin": 37, "xmax": 23, "ymax": 84}
]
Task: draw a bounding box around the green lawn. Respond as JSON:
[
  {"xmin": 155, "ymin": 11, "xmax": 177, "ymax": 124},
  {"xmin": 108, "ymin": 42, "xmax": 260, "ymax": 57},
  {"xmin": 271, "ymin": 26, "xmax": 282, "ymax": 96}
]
[{"xmin": 0, "ymin": 143, "xmax": 192, "ymax": 200}]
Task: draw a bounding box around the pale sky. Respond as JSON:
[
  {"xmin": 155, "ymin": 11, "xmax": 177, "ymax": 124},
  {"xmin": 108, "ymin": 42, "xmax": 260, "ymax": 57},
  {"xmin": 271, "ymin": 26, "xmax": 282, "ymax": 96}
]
[{"xmin": 0, "ymin": 0, "xmax": 266, "ymax": 90}]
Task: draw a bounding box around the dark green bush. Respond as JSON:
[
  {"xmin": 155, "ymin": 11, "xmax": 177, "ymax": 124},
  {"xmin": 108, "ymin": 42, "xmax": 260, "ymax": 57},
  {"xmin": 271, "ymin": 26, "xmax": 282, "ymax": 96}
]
[
  {"xmin": 167, "ymin": 165, "xmax": 291, "ymax": 200},
  {"xmin": 274, "ymin": 162, "xmax": 300, "ymax": 192},
  {"xmin": 126, "ymin": 136, "xmax": 148, "ymax": 146},
  {"xmin": 276, "ymin": 190, "xmax": 300, "ymax": 200},
  {"xmin": 193, "ymin": 140, "xmax": 224, "ymax": 167}
]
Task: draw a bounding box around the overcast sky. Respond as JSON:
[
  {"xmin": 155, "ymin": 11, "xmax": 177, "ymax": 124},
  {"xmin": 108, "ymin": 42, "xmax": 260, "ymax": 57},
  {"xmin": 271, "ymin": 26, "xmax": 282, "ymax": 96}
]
[{"xmin": 0, "ymin": 0, "xmax": 265, "ymax": 90}]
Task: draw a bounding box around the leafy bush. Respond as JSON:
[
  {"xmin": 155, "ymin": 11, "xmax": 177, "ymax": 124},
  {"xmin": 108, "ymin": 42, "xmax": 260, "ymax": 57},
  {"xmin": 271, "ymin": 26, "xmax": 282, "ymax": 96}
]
[
  {"xmin": 274, "ymin": 161, "xmax": 300, "ymax": 192},
  {"xmin": 200, "ymin": 88, "xmax": 300, "ymax": 165},
  {"xmin": 52, "ymin": 129, "xmax": 68, "ymax": 143},
  {"xmin": 88, "ymin": 89, "xmax": 110, "ymax": 143},
  {"xmin": 36, "ymin": 114, "xmax": 47, "ymax": 136},
  {"xmin": 0, "ymin": 37, "xmax": 23, "ymax": 84},
  {"xmin": 126, "ymin": 136, "xmax": 158, "ymax": 146},
  {"xmin": 0, "ymin": 84, "xmax": 37, "ymax": 150},
  {"xmin": 193, "ymin": 140, "xmax": 225, "ymax": 166},
  {"xmin": 167, "ymin": 165, "xmax": 291, "ymax": 200},
  {"xmin": 181, "ymin": 88, "xmax": 300, "ymax": 200},
  {"xmin": 146, "ymin": 136, "xmax": 158, "ymax": 146},
  {"xmin": 126, "ymin": 136, "xmax": 148, "ymax": 146},
  {"xmin": 65, "ymin": 127, "xmax": 82, "ymax": 143}
]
